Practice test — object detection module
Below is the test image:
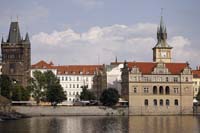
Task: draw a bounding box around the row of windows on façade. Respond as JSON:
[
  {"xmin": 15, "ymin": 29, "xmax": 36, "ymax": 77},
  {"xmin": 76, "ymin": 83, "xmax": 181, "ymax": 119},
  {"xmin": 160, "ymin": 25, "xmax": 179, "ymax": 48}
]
[
  {"xmin": 144, "ymin": 99, "xmax": 179, "ymax": 106},
  {"xmin": 132, "ymin": 86, "xmax": 179, "ymax": 95},
  {"xmin": 58, "ymin": 76, "xmax": 90, "ymax": 82},
  {"xmin": 131, "ymin": 76, "xmax": 191, "ymax": 82}
]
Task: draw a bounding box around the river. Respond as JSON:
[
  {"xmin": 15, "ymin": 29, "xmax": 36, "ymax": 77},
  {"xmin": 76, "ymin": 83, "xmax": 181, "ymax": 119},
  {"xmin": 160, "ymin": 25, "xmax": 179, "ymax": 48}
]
[{"xmin": 0, "ymin": 116, "xmax": 200, "ymax": 133}]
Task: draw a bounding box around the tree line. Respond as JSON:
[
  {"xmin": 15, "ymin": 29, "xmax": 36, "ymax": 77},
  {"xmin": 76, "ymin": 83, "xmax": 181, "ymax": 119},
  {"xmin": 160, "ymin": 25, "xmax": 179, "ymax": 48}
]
[{"xmin": 0, "ymin": 70, "xmax": 124, "ymax": 106}]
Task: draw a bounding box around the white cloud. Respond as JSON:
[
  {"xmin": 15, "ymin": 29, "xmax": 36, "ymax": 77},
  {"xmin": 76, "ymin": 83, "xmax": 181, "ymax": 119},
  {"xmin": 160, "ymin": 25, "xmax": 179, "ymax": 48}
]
[{"xmin": 31, "ymin": 23, "xmax": 198, "ymax": 66}]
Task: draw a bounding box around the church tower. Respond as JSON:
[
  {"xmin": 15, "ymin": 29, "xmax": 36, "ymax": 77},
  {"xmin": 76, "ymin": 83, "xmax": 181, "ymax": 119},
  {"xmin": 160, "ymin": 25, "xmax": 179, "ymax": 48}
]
[
  {"xmin": 153, "ymin": 15, "xmax": 172, "ymax": 63},
  {"xmin": 1, "ymin": 21, "xmax": 31, "ymax": 87}
]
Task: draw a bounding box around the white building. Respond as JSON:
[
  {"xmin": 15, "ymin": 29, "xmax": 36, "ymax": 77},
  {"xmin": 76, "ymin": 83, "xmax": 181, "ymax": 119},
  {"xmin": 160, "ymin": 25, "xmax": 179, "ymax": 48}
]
[
  {"xmin": 31, "ymin": 60, "xmax": 102, "ymax": 105},
  {"xmin": 106, "ymin": 63, "xmax": 124, "ymax": 95},
  {"xmin": 192, "ymin": 67, "xmax": 200, "ymax": 97}
]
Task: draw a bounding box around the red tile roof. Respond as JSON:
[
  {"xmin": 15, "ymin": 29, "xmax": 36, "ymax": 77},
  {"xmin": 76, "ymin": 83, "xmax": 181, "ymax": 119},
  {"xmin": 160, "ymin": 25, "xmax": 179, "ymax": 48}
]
[
  {"xmin": 32, "ymin": 60, "xmax": 103, "ymax": 75},
  {"xmin": 32, "ymin": 60, "xmax": 56, "ymax": 69},
  {"xmin": 111, "ymin": 61, "xmax": 188, "ymax": 75},
  {"xmin": 192, "ymin": 70, "xmax": 200, "ymax": 78}
]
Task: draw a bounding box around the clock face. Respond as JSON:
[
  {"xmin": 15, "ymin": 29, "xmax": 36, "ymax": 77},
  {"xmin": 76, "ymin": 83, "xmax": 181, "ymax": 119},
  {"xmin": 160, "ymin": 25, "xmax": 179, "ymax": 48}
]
[{"xmin": 161, "ymin": 52, "xmax": 167, "ymax": 58}]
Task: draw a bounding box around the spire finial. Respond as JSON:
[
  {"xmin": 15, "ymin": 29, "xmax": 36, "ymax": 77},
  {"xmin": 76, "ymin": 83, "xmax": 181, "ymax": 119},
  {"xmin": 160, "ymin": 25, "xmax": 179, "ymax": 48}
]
[
  {"xmin": 161, "ymin": 8, "xmax": 163, "ymax": 16},
  {"xmin": 115, "ymin": 56, "xmax": 118, "ymax": 63}
]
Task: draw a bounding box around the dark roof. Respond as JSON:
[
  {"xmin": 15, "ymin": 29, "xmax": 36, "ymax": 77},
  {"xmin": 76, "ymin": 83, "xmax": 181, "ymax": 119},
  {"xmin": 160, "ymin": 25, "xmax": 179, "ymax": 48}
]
[{"xmin": 7, "ymin": 22, "xmax": 21, "ymax": 43}]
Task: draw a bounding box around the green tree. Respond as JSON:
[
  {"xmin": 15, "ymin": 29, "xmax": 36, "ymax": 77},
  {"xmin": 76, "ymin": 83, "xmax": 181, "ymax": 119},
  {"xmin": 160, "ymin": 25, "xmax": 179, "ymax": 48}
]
[
  {"xmin": 29, "ymin": 70, "xmax": 66, "ymax": 105},
  {"xmin": 12, "ymin": 85, "xmax": 31, "ymax": 101},
  {"xmin": 100, "ymin": 88, "xmax": 119, "ymax": 106},
  {"xmin": 0, "ymin": 75, "xmax": 13, "ymax": 99},
  {"xmin": 46, "ymin": 84, "xmax": 66, "ymax": 105},
  {"xmin": 80, "ymin": 86, "xmax": 96, "ymax": 101},
  {"xmin": 44, "ymin": 71, "xmax": 66, "ymax": 105},
  {"xmin": 29, "ymin": 71, "xmax": 46, "ymax": 104}
]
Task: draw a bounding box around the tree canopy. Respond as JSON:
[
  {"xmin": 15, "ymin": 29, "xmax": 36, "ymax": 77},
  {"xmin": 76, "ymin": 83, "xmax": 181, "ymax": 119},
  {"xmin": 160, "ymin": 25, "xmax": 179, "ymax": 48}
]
[
  {"xmin": 80, "ymin": 85, "xmax": 96, "ymax": 101},
  {"xmin": 0, "ymin": 75, "xmax": 13, "ymax": 99},
  {"xmin": 100, "ymin": 88, "xmax": 119, "ymax": 106},
  {"xmin": 29, "ymin": 70, "xmax": 66, "ymax": 105}
]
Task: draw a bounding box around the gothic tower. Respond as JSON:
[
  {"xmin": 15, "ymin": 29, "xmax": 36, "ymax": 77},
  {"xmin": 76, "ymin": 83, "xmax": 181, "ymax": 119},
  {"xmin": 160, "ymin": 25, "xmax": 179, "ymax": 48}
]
[
  {"xmin": 153, "ymin": 15, "xmax": 172, "ymax": 63},
  {"xmin": 1, "ymin": 21, "xmax": 31, "ymax": 87}
]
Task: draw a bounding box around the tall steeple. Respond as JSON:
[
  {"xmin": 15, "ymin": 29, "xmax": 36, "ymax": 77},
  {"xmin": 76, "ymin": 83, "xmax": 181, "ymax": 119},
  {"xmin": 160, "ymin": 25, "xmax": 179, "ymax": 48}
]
[
  {"xmin": 155, "ymin": 14, "xmax": 169, "ymax": 48},
  {"xmin": 153, "ymin": 10, "xmax": 172, "ymax": 63},
  {"xmin": 7, "ymin": 22, "xmax": 21, "ymax": 43}
]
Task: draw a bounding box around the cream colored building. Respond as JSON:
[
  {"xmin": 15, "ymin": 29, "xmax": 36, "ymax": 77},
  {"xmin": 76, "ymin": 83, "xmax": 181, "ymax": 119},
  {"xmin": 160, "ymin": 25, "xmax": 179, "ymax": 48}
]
[
  {"xmin": 192, "ymin": 68, "xmax": 200, "ymax": 97},
  {"xmin": 121, "ymin": 16, "xmax": 193, "ymax": 115},
  {"xmin": 31, "ymin": 60, "xmax": 102, "ymax": 105}
]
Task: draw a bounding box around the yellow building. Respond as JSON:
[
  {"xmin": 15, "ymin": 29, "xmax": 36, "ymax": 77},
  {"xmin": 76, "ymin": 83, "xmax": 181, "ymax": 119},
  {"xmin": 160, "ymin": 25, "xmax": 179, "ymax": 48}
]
[{"xmin": 121, "ymin": 16, "xmax": 193, "ymax": 115}]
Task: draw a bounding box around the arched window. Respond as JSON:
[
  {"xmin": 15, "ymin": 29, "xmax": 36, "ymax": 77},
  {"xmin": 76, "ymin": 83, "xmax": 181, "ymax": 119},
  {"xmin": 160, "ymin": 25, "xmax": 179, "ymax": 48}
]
[
  {"xmin": 166, "ymin": 99, "xmax": 170, "ymax": 106},
  {"xmin": 175, "ymin": 99, "xmax": 178, "ymax": 106},
  {"xmin": 165, "ymin": 86, "xmax": 170, "ymax": 95},
  {"xmin": 153, "ymin": 86, "xmax": 157, "ymax": 94},
  {"xmin": 160, "ymin": 99, "xmax": 163, "ymax": 106},
  {"xmin": 153, "ymin": 99, "xmax": 157, "ymax": 106},
  {"xmin": 159, "ymin": 86, "xmax": 164, "ymax": 94},
  {"xmin": 144, "ymin": 99, "xmax": 148, "ymax": 106}
]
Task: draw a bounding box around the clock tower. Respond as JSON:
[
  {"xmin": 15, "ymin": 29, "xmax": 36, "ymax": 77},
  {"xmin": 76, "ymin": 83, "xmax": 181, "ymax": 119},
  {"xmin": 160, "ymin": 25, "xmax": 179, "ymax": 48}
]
[{"xmin": 153, "ymin": 15, "xmax": 172, "ymax": 63}]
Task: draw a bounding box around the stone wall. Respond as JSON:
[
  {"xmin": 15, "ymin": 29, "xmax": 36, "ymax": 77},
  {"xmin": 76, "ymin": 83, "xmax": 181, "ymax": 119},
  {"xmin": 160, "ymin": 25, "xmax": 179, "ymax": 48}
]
[
  {"xmin": 129, "ymin": 106, "xmax": 193, "ymax": 115},
  {"xmin": 13, "ymin": 106, "xmax": 128, "ymax": 116}
]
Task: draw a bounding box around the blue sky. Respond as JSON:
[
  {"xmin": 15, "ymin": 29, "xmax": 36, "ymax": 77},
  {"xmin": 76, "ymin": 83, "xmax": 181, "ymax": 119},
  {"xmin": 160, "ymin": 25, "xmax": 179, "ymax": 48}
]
[{"xmin": 0, "ymin": 0, "xmax": 200, "ymax": 68}]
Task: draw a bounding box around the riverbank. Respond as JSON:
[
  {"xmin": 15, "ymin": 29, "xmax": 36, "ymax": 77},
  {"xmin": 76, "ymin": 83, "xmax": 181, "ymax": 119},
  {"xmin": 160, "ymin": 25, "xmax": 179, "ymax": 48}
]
[
  {"xmin": 13, "ymin": 106, "xmax": 128, "ymax": 116},
  {"xmin": 0, "ymin": 111, "xmax": 29, "ymax": 121}
]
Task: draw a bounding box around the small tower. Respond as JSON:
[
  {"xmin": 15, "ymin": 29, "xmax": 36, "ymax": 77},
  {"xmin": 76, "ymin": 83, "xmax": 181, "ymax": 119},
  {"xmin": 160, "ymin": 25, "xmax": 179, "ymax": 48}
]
[
  {"xmin": 1, "ymin": 21, "xmax": 31, "ymax": 87},
  {"xmin": 153, "ymin": 15, "xmax": 172, "ymax": 63}
]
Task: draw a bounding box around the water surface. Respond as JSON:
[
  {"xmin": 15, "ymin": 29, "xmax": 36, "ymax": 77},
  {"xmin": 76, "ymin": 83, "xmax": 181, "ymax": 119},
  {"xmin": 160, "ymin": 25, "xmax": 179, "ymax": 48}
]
[{"xmin": 0, "ymin": 116, "xmax": 200, "ymax": 133}]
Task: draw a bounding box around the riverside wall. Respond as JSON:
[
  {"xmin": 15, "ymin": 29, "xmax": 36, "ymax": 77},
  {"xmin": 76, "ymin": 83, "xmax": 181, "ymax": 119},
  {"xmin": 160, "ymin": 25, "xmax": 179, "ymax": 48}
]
[{"xmin": 13, "ymin": 106, "xmax": 128, "ymax": 116}]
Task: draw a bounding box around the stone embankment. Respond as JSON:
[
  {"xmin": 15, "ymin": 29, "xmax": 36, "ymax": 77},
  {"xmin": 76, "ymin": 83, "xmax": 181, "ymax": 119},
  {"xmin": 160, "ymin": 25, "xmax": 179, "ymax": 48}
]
[
  {"xmin": 13, "ymin": 106, "xmax": 128, "ymax": 116},
  {"xmin": 0, "ymin": 112, "xmax": 29, "ymax": 121}
]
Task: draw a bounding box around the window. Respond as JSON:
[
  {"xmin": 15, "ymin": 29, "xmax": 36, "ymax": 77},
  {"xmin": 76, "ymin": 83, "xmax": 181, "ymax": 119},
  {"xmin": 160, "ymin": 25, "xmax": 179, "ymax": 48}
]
[
  {"xmin": 65, "ymin": 77, "xmax": 68, "ymax": 81},
  {"xmin": 166, "ymin": 77, "xmax": 169, "ymax": 82},
  {"xmin": 166, "ymin": 99, "xmax": 170, "ymax": 106},
  {"xmin": 66, "ymin": 84, "xmax": 68, "ymax": 88},
  {"xmin": 160, "ymin": 99, "xmax": 163, "ymax": 106},
  {"xmin": 153, "ymin": 99, "xmax": 157, "ymax": 106},
  {"xmin": 174, "ymin": 88, "xmax": 178, "ymax": 93},
  {"xmin": 69, "ymin": 84, "xmax": 72, "ymax": 88},
  {"xmin": 165, "ymin": 86, "xmax": 170, "ymax": 95},
  {"xmin": 86, "ymin": 77, "xmax": 88, "ymax": 81},
  {"xmin": 144, "ymin": 99, "xmax": 148, "ymax": 106},
  {"xmin": 159, "ymin": 86, "xmax": 164, "ymax": 94},
  {"xmin": 174, "ymin": 77, "xmax": 178, "ymax": 82},
  {"xmin": 144, "ymin": 88, "xmax": 149, "ymax": 93},
  {"xmin": 77, "ymin": 77, "xmax": 79, "ymax": 81},
  {"xmin": 62, "ymin": 77, "xmax": 64, "ymax": 81},
  {"xmin": 73, "ymin": 84, "xmax": 75, "ymax": 88},
  {"xmin": 186, "ymin": 77, "xmax": 188, "ymax": 82},
  {"xmin": 77, "ymin": 84, "xmax": 79, "ymax": 88},
  {"xmin": 153, "ymin": 86, "xmax": 157, "ymax": 94},
  {"xmin": 175, "ymin": 99, "xmax": 178, "ymax": 106},
  {"xmin": 69, "ymin": 77, "xmax": 72, "ymax": 81},
  {"xmin": 134, "ymin": 88, "xmax": 137, "ymax": 93}
]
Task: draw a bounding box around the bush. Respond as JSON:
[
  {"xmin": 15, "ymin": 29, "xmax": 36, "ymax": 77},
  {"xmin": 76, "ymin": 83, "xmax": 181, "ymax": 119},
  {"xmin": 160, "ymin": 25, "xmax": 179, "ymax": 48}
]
[{"xmin": 100, "ymin": 88, "xmax": 119, "ymax": 106}]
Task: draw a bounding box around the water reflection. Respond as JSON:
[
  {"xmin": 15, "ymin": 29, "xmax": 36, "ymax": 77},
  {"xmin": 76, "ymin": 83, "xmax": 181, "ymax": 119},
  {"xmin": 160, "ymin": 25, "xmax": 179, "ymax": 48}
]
[
  {"xmin": 0, "ymin": 116, "xmax": 200, "ymax": 133},
  {"xmin": 129, "ymin": 116, "xmax": 200, "ymax": 133}
]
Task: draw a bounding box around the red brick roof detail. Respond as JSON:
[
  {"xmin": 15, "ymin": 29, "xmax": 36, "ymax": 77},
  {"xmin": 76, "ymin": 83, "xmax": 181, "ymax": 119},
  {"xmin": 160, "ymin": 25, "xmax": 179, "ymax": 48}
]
[
  {"xmin": 32, "ymin": 60, "xmax": 102, "ymax": 75},
  {"xmin": 32, "ymin": 60, "xmax": 55, "ymax": 69},
  {"xmin": 56, "ymin": 65, "xmax": 102, "ymax": 75},
  {"xmin": 111, "ymin": 62, "xmax": 188, "ymax": 75},
  {"xmin": 192, "ymin": 70, "xmax": 200, "ymax": 78}
]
